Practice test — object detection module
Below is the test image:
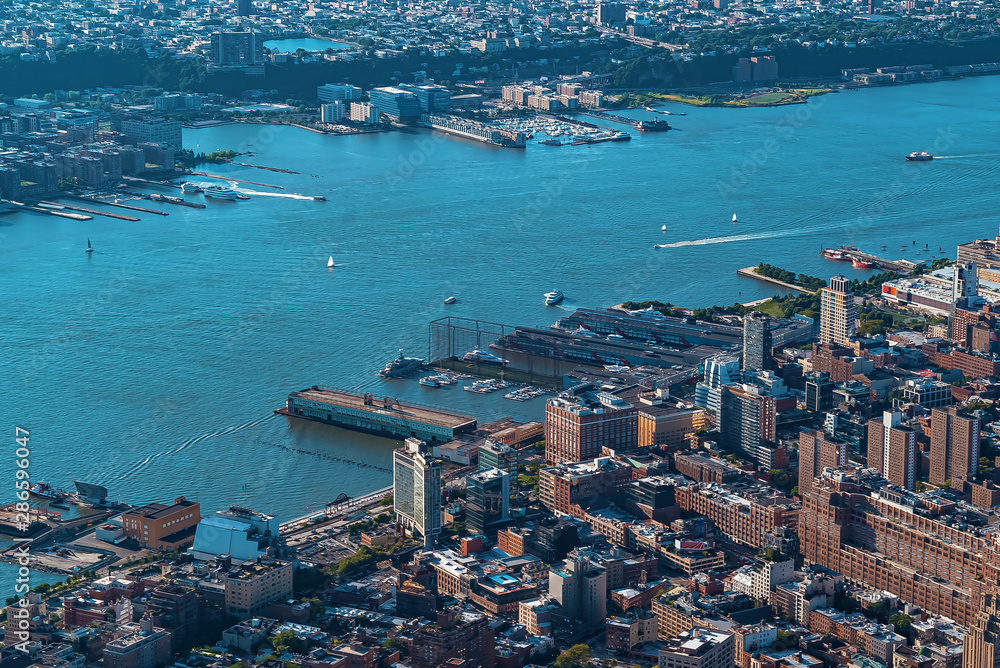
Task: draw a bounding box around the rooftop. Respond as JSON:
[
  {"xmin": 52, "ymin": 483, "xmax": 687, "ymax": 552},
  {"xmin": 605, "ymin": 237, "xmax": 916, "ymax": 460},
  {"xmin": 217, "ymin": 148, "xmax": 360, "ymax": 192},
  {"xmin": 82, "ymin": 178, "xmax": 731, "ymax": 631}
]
[{"xmin": 289, "ymin": 387, "xmax": 475, "ymax": 429}]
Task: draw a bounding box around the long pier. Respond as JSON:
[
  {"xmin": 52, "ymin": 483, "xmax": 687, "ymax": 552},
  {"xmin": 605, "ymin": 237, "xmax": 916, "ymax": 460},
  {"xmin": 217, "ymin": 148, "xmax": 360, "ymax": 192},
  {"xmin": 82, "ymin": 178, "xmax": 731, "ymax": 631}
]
[
  {"xmin": 822, "ymin": 245, "xmax": 923, "ymax": 273},
  {"xmin": 736, "ymin": 266, "xmax": 804, "ymax": 292},
  {"xmin": 577, "ymin": 110, "xmax": 641, "ymax": 127},
  {"xmin": 39, "ymin": 201, "xmax": 140, "ymax": 221},
  {"xmin": 68, "ymin": 194, "xmax": 169, "ymax": 216},
  {"xmin": 188, "ymin": 171, "xmax": 284, "ymax": 190}
]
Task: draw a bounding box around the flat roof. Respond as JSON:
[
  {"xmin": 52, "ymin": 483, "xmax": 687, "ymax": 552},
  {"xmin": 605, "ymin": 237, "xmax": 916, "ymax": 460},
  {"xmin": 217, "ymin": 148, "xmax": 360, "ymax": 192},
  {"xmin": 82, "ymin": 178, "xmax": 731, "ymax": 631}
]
[{"xmin": 290, "ymin": 387, "xmax": 475, "ymax": 430}]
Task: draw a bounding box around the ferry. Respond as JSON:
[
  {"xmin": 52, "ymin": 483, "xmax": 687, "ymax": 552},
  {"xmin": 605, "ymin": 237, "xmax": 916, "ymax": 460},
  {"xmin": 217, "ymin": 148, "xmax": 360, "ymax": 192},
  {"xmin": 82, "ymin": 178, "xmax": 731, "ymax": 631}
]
[
  {"xmin": 180, "ymin": 182, "xmax": 204, "ymax": 194},
  {"xmin": 906, "ymin": 151, "xmax": 933, "ymax": 161},
  {"xmin": 637, "ymin": 119, "xmax": 671, "ymax": 132},
  {"xmin": 463, "ymin": 348, "xmax": 509, "ymax": 367},
  {"xmin": 379, "ymin": 349, "xmax": 426, "ymax": 378},
  {"xmin": 204, "ymin": 185, "xmax": 247, "ymax": 200},
  {"xmin": 544, "ymin": 290, "xmax": 565, "ymax": 306},
  {"xmin": 821, "ymin": 248, "xmax": 850, "ymax": 261}
]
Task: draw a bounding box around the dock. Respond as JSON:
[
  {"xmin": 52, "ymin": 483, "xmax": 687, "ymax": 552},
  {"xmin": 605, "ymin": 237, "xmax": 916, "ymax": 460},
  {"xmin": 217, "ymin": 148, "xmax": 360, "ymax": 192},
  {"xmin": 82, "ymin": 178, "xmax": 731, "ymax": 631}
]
[
  {"xmin": 424, "ymin": 115, "xmax": 526, "ymax": 148},
  {"xmin": 39, "ymin": 201, "xmax": 140, "ymax": 221},
  {"xmin": 736, "ymin": 266, "xmax": 805, "ymax": 292},
  {"xmin": 68, "ymin": 194, "xmax": 169, "ymax": 216},
  {"xmin": 277, "ymin": 386, "xmax": 477, "ymax": 444},
  {"xmin": 188, "ymin": 171, "xmax": 284, "ymax": 190},
  {"xmin": 822, "ymin": 245, "xmax": 924, "ymax": 273},
  {"xmin": 12, "ymin": 202, "xmax": 91, "ymax": 220},
  {"xmin": 233, "ymin": 162, "xmax": 300, "ymax": 175},
  {"xmin": 577, "ymin": 110, "xmax": 642, "ymax": 127},
  {"xmin": 119, "ymin": 190, "xmax": 206, "ymax": 209}
]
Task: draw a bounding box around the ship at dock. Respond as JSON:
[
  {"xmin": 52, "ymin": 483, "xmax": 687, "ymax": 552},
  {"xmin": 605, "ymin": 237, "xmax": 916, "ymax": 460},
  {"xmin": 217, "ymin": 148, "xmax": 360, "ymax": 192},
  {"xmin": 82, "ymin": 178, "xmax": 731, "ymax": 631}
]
[
  {"xmin": 637, "ymin": 119, "xmax": 671, "ymax": 132},
  {"xmin": 379, "ymin": 349, "xmax": 427, "ymax": 378},
  {"xmin": 276, "ymin": 387, "xmax": 476, "ymax": 444},
  {"xmin": 28, "ymin": 482, "xmax": 66, "ymax": 501}
]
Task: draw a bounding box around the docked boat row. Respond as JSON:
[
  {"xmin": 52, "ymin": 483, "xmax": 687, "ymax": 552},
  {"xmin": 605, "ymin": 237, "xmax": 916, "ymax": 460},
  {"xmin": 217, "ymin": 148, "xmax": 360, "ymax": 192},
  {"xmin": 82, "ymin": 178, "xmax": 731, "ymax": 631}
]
[
  {"xmin": 463, "ymin": 378, "xmax": 510, "ymax": 394},
  {"xmin": 504, "ymin": 386, "xmax": 549, "ymax": 401}
]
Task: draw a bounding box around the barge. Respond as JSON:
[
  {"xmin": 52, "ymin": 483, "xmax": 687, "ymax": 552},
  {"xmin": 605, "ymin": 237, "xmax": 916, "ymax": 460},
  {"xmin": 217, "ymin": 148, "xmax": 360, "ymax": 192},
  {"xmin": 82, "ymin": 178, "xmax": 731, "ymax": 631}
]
[{"xmin": 276, "ymin": 386, "xmax": 477, "ymax": 444}]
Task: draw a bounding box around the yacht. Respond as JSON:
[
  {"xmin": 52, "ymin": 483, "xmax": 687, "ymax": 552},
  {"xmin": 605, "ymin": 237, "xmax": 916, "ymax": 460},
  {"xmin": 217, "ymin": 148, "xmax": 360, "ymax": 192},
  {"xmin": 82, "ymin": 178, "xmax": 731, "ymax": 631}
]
[
  {"xmin": 544, "ymin": 290, "xmax": 564, "ymax": 306},
  {"xmin": 380, "ymin": 349, "xmax": 426, "ymax": 377},
  {"xmin": 180, "ymin": 182, "xmax": 203, "ymax": 194},
  {"xmin": 204, "ymin": 185, "xmax": 244, "ymax": 200},
  {"xmin": 419, "ymin": 376, "xmax": 441, "ymax": 388},
  {"xmin": 906, "ymin": 151, "xmax": 933, "ymax": 161},
  {"xmin": 444, "ymin": 296, "xmax": 457, "ymax": 304},
  {"xmin": 463, "ymin": 348, "xmax": 508, "ymax": 367}
]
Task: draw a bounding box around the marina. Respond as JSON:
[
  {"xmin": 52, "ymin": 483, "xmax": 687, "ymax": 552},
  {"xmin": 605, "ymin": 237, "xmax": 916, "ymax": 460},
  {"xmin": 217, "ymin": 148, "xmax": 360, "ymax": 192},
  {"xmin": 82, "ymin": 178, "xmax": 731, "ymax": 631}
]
[{"xmin": 424, "ymin": 114, "xmax": 527, "ymax": 148}]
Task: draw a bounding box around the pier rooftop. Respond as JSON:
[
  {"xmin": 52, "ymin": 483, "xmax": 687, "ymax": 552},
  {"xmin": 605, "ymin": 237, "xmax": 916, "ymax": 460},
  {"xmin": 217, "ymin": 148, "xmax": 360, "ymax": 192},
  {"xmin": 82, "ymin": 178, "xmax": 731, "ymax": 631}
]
[{"xmin": 286, "ymin": 386, "xmax": 476, "ymax": 430}]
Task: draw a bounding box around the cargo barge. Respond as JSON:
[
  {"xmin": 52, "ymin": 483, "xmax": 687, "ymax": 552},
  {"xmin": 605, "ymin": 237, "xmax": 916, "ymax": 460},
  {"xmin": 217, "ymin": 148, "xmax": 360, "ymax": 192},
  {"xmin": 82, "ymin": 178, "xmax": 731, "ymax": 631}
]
[{"xmin": 276, "ymin": 386, "xmax": 477, "ymax": 444}]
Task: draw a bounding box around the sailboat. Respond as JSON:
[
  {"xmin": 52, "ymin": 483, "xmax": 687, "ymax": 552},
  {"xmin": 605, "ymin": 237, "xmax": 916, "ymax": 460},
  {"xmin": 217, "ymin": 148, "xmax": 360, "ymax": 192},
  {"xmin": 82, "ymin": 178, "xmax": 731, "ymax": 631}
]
[
  {"xmin": 327, "ymin": 256, "xmax": 334, "ymax": 268},
  {"xmin": 85, "ymin": 239, "xmax": 93, "ymax": 253},
  {"xmin": 732, "ymin": 213, "xmax": 738, "ymax": 223},
  {"xmin": 661, "ymin": 225, "xmax": 667, "ymax": 231}
]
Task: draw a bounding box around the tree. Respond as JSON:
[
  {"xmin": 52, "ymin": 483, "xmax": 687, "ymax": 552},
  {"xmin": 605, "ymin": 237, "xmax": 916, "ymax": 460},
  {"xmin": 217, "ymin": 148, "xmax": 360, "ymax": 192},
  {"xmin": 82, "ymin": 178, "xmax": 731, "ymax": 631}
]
[
  {"xmin": 889, "ymin": 613, "xmax": 913, "ymax": 637},
  {"xmin": 554, "ymin": 645, "xmax": 592, "ymax": 668},
  {"xmin": 271, "ymin": 629, "xmax": 296, "ymax": 655}
]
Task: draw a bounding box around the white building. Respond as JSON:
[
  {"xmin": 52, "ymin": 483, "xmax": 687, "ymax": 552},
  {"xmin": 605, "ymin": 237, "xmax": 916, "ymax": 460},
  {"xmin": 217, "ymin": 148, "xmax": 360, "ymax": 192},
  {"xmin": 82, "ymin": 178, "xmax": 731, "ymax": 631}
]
[
  {"xmin": 317, "ymin": 83, "xmax": 363, "ymax": 103},
  {"xmin": 393, "ymin": 438, "xmax": 442, "ymax": 547}
]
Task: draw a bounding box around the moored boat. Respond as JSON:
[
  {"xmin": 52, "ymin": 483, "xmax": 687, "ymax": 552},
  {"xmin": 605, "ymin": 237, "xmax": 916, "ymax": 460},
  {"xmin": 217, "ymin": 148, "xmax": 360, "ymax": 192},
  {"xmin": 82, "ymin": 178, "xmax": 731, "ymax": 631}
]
[{"xmin": 906, "ymin": 151, "xmax": 933, "ymax": 161}]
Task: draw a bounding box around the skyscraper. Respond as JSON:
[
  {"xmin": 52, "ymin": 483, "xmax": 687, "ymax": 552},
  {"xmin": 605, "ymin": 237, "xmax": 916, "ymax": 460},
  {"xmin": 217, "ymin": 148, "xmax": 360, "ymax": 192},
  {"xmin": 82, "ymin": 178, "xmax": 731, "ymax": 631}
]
[
  {"xmin": 929, "ymin": 406, "xmax": 980, "ymax": 488},
  {"xmin": 820, "ymin": 276, "xmax": 857, "ymax": 345},
  {"xmin": 209, "ymin": 31, "xmax": 263, "ymax": 68},
  {"xmin": 742, "ymin": 312, "xmax": 772, "ymax": 372},
  {"xmin": 867, "ymin": 411, "xmax": 916, "ymax": 490},
  {"xmin": 798, "ymin": 428, "xmax": 848, "ymax": 492},
  {"xmin": 393, "ymin": 438, "xmax": 442, "ymax": 547},
  {"xmin": 964, "ymin": 588, "xmax": 1000, "ymax": 668},
  {"xmin": 719, "ymin": 385, "xmax": 777, "ymax": 467},
  {"xmin": 466, "ymin": 467, "xmax": 509, "ymax": 536}
]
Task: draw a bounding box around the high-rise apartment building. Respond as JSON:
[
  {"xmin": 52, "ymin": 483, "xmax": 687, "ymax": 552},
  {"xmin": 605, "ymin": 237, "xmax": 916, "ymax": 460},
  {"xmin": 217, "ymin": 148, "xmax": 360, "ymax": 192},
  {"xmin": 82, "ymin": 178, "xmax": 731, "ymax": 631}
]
[
  {"xmin": 549, "ymin": 554, "xmax": 607, "ymax": 626},
  {"xmin": 820, "ymin": 276, "xmax": 857, "ymax": 345},
  {"xmin": 929, "ymin": 406, "xmax": 980, "ymax": 488},
  {"xmin": 965, "ymin": 589, "xmax": 1000, "ymax": 668},
  {"xmin": 479, "ymin": 439, "xmax": 518, "ymax": 493},
  {"xmin": 393, "ymin": 438, "xmax": 442, "ymax": 547},
  {"xmin": 544, "ymin": 384, "xmax": 637, "ymax": 463},
  {"xmin": 466, "ymin": 467, "xmax": 509, "ymax": 536},
  {"xmin": 695, "ymin": 356, "xmax": 741, "ymax": 412},
  {"xmin": 867, "ymin": 411, "xmax": 917, "ymax": 490},
  {"xmin": 804, "ymin": 371, "xmax": 835, "ymax": 414},
  {"xmin": 718, "ymin": 385, "xmax": 777, "ymax": 467},
  {"xmin": 798, "ymin": 429, "xmax": 848, "ymax": 492},
  {"xmin": 209, "ymin": 31, "xmax": 263, "ymax": 68},
  {"xmin": 743, "ymin": 312, "xmax": 772, "ymax": 371}
]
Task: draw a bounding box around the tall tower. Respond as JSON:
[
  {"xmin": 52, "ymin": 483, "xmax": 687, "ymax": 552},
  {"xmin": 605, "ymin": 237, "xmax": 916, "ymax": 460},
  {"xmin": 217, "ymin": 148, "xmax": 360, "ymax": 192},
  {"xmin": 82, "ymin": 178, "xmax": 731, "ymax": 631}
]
[
  {"xmin": 929, "ymin": 406, "xmax": 980, "ymax": 488},
  {"xmin": 742, "ymin": 311, "xmax": 772, "ymax": 372},
  {"xmin": 393, "ymin": 438, "xmax": 442, "ymax": 547},
  {"xmin": 965, "ymin": 589, "xmax": 1000, "ymax": 668},
  {"xmin": 820, "ymin": 276, "xmax": 858, "ymax": 345}
]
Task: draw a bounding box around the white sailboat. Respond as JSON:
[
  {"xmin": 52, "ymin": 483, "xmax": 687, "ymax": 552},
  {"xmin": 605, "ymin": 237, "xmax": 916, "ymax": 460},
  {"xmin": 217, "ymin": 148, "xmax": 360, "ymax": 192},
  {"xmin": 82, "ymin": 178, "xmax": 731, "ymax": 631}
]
[
  {"xmin": 327, "ymin": 256, "xmax": 335, "ymax": 268},
  {"xmin": 85, "ymin": 239, "xmax": 93, "ymax": 253},
  {"xmin": 661, "ymin": 225, "xmax": 667, "ymax": 231},
  {"xmin": 732, "ymin": 213, "xmax": 738, "ymax": 223}
]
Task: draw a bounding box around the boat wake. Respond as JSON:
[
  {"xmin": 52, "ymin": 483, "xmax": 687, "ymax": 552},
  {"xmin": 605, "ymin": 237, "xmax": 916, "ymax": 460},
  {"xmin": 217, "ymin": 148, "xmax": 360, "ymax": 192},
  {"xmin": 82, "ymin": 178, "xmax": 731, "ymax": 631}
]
[
  {"xmin": 107, "ymin": 413, "xmax": 280, "ymax": 482},
  {"xmin": 237, "ymin": 189, "xmax": 315, "ymax": 200},
  {"xmin": 656, "ymin": 227, "xmax": 799, "ymax": 248}
]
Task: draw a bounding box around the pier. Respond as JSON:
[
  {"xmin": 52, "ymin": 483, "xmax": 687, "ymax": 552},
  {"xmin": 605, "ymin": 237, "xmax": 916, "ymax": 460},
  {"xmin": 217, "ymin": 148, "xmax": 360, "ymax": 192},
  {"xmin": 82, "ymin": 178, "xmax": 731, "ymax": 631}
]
[
  {"xmin": 120, "ymin": 190, "xmax": 207, "ymax": 209},
  {"xmin": 736, "ymin": 266, "xmax": 805, "ymax": 292},
  {"xmin": 822, "ymin": 245, "xmax": 923, "ymax": 273},
  {"xmin": 38, "ymin": 201, "xmax": 140, "ymax": 221},
  {"xmin": 69, "ymin": 194, "xmax": 169, "ymax": 216},
  {"xmin": 12, "ymin": 202, "xmax": 91, "ymax": 220},
  {"xmin": 424, "ymin": 114, "xmax": 526, "ymax": 148},
  {"xmin": 233, "ymin": 162, "xmax": 300, "ymax": 175},
  {"xmin": 577, "ymin": 110, "xmax": 642, "ymax": 127},
  {"xmin": 188, "ymin": 171, "xmax": 284, "ymax": 190}
]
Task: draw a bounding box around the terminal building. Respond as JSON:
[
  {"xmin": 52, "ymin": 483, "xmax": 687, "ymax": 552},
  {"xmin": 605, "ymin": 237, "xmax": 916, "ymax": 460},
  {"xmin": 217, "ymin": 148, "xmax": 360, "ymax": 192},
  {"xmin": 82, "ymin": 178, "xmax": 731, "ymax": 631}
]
[{"xmin": 278, "ymin": 387, "xmax": 476, "ymax": 444}]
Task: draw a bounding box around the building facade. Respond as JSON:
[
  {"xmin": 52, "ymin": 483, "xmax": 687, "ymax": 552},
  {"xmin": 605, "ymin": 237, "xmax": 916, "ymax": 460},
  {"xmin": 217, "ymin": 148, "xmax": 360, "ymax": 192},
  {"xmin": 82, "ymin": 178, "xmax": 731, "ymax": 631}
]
[
  {"xmin": 393, "ymin": 438, "xmax": 443, "ymax": 546},
  {"xmin": 820, "ymin": 276, "xmax": 857, "ymax": 345}
]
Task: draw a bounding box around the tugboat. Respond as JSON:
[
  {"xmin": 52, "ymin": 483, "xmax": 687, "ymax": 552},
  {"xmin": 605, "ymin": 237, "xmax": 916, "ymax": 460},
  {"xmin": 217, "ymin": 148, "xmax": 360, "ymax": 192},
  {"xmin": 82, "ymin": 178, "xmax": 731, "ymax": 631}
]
[
  {"xmin": 906, "ymin": 151, "xmax": 933, "ymax": 161},
  {"xmin": 28, "ymin": 482, "xmax": 65, "ymax": 501},
  {"xmin": 379, "ymin": 349, "xmax": 426, "ymax": 378}
]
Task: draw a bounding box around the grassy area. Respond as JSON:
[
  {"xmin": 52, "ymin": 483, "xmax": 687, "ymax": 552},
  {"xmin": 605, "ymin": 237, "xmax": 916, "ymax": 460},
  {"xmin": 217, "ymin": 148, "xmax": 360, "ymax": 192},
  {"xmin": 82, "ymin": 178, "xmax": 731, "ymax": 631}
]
[
  {"xmin": 755, "ymin": 300, "xmax": 788, "ymax": 318},
  {"xmin": 741, "ymin": 92, "xmax": 797, "ymax": 105},
  {"xmin": 624, "ymin": 88, "xmax": 833, "ymax": 109}
]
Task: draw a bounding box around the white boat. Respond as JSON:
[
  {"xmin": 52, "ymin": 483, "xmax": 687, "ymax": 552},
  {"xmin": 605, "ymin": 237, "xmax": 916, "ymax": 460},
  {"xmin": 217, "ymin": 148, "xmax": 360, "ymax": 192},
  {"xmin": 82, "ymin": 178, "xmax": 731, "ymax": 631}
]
[
  {"xmin": 463, "ymin": 348, "xmax": 508, "ymax": 367},
  {"xmin": 85, "ymin": 239, "xmax": 93, "ymax": 253},
  {"xmin": 419, "ymin": 376, "xmax": 441, "ymax": 388},
  {"xmin": 204, "ymin": 185, "xmax": 246, "ymax": 200},
  {"xmin": 544, "ymin": 290, "xmax": 564, "ymax": 306},
  {"xmin": 732, "ymin": 213, "xmax": 738, "ymax": 222},
  {"xmin": 327, "ymin": 256, "xmax": 335, "ymax": 268},
  {"xmin": 444, "ymin": 296, "xmax": 457, "ymax": 304},
  {"xmin": 661, "ymin": 225, "xmax": 667, "ymax": 231},
  {"xmin": 180, "ymin": 182, "xmax": 203, "ymax": 194}
]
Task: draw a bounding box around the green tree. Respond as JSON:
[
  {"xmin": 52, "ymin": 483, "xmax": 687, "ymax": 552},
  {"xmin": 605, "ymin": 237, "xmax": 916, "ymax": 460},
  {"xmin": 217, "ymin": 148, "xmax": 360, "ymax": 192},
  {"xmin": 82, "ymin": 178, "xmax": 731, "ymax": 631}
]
[
  {"xmin": 889, "ymin": 613, "xmax": 913, "ymax": 637},
  {"xmin": 271, "ymin": 629, "xmax": 296, "ymax": 655},
  {"xmin": 554, "ymin": 645, "xmax": 592, "ymax": 668}
]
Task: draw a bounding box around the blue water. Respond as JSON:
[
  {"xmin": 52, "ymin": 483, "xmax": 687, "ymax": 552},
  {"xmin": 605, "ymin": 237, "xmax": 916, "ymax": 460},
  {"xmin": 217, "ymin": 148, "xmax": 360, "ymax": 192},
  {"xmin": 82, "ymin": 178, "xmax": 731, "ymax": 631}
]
[
  {"xmin": 263, "ymin": 38, "xmax": 351, "ymax": 52},
  {"xmin": 1, "ymin": 76, "xmax": 998, "ymax": 592}
]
